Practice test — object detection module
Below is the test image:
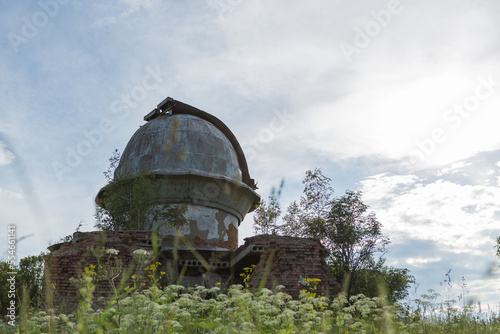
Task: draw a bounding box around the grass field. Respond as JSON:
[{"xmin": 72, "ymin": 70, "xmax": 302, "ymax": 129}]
[
  {"xmin": 2, "ymin": 248, "xmax": 499, "ymax": 333},
  {"xmin": 2, "ymin": 282, "xmax": 500, "ymax": 333}
]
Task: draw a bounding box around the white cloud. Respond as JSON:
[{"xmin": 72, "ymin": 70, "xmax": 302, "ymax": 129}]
[
  {"xmin": 294, "ymin": 68, "xmax": 500, "ymax": 168},
  {"xmin": 0, "ymin": 141, "xmax": 15, "ymax": 166},
  {"xmin": 360, "ymin": 166, "xmax": 500, "ymax": 306},
  {"xmin": 2, "ymin": 0, "xmax": 500, "ymax": 307},
  {"xmin": 406, "ymin": 257, "xmax": 441, "ymax": 268},
  {"xmin": 359, "ymin": 173, "xmax": 418, "ymax": 203},
  {"xmin": 0, "ymin": 188, "xmax": 22, "ymax": 199},
  {"xmin": 360, "ymin": 171, "xmax": 500, "ymax": 251},
  {"xmin": 264, "ymin": 1, "xmax": 500, "ymax": 168},
  {"xmin": 92, "ymin": 0, "xmax": 160, "ymax": 26},
  {"xmin": 120, "ymin": 0, "xmax": 159, "ymax": 17},
  {"xmin": 437, "ymin": 161, "xmax": 472, "ymax": 176}
]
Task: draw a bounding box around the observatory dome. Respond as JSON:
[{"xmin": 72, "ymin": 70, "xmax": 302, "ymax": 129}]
[
  {"xmin": 96, "ymin": 97, "xmax": 259, "ymax": 250},
  {"xmin": 116, "ymin": 112, "xmax": 242, "ymax": 183}
]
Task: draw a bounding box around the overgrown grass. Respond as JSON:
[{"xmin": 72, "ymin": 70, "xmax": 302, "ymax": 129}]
[
  {"xmin": 2, "ymin": 284, "xmax": 500, "ymax": 333},
  {"xmin": 2, "ymin": 246, "xmax": 500, "ymax": 333}
]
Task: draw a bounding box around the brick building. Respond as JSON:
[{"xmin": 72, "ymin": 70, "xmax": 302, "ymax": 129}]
[{"xmin": 42, "ymin": 97, "xmax": 341, "ymax": 311}]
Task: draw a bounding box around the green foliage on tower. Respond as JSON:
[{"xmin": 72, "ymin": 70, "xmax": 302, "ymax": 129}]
[{"xmin": 95, "ymin": 150, "xmax": 187, "ymax": 231}]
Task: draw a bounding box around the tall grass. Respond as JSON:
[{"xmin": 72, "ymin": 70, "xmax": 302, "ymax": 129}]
[
  {"xmin": 2, "ymin": 247, "xmax": 500, "ymax": 333},
  {"xmin": 2, "ymin": 283, "xmax": 500, "ymax": 333}
]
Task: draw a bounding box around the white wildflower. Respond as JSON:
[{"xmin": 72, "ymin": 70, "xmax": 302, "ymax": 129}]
[
  {"xmin": 106, "ymin": 248, "xmax": 119, "ymax": 255},
  {"xmin": 170, "ymin": 320, "xmax": 182, "ymax": 329},
  {"xmin": 132, "ymin": 249, "xmax": 150, "ymax": 256}
]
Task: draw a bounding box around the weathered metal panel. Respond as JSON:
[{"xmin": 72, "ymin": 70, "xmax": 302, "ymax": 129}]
[
  {"xmin": 97, "ymin": 99, "xmax": 260, "ymax": 251},
  {"xmin": 116, "ymin": 114, "xmax": 242, "ymax": 181}
]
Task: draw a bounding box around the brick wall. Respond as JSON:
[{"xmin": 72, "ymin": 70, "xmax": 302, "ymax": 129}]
[
  {"xmin": 42, "ymin": 231, "xmax": 342, "ymax": 313},
  {"xmin": 243, "ymin": 235, "xmax": 342, "ymax": 299},
  {"xmin": 41, "ymin": 231, "xmax": 154, "ymax": 312},
  {"xmin": 190, "ymin": 222, "xmax": 238, "ymax": 250}
]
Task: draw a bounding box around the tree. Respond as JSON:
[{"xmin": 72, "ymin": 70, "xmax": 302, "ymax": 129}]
[
  {"xmin": 17, "ymin": 254, "xmax": 45, "ymax": 310},
  {"xmin": 0, "ymin": 260, "xmax": 13, "ymax": 316},
  {"xmin": 496, "ymin": 236, "xmax": 500, "ymax": 259},
  {"xmin": 322, "ymin": 189, "xmax": 390, "ymax": 299},
  {"xmin": 280, "ymin": 169, "xmax": 392, "ymax": 300},
  {"xmin": 0, "ymin": 253, "xmax": 44, "ymax": 315},
  {"xmin": 280, "ymin": 168, "xmax": 333, "ymax": 237},
  {"xmin": 334, "ymin": 256, "xmax": 415, "ymax": 303},
  {"xmin": 253, "ymin": 196, "xmax": 281, "ymax": 235},
  {"xmin": 252, "ymin": 169, "xmax": 412, "ymax": 302},
  {"xmin": 95, "ymin": 150, "xmax": 187, "ymax": 231},
  {"xmin": 253, "ymin": 180, "xmax": 283, "ymax": 235}
]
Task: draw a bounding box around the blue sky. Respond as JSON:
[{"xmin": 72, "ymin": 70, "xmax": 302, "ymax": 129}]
[{"xmin": 1, "ymin": 0, "xmax": 500, "ymax": 308}]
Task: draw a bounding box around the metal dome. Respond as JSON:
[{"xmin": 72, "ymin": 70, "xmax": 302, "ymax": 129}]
[
  {"xmin": 116, "ymin": 97, "xmax": 257, "ymax": 189},
  {"xmin": 96, "ymin": 97, "xmax": 260, "ymax": 250},
  {"xmin": 116, "ymin": 113, "xmax": 242, "ymax": 183}
]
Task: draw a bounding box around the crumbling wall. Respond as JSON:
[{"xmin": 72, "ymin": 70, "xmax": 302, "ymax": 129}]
[
  {"xmin": 41, "ymin": 231, "xmax": 154, "ymax": 312},
  {"xmin": 243, "ymin": 235, "xmax": 342, "ymax": 299},
  {"xmin": 42, "ymin": 231, "xmax": 342, "ymax": 313}
]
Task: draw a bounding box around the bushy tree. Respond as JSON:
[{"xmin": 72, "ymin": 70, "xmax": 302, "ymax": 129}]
[
  {"xmin": 321, "ymin": 189, "xmax": 390, "ymax": 299},
  {"xmin": 280, "ymin": 168, "xmax": 334, "ymax": 237},
  {"xmin": 335, "ymin": 257, "xmax": 415, "ymax": 303},
  {"xmin": 95, "ymin": 150, "xmax": 187, "ymax": 231},
  {"xmin": 258, "ymin": 168, "xmax": 410, "ymax": 302},
  {"xmin": 496, "ymin": 236, "xmax": 500, "ymax": 259},
  {"xmin": 253, "ymin": 181, "xmax": 283, "ymax": 235},
  {"xmin": 18, "ymin": 254, "xmax": 45, "ymax": 310},
  {"xmin": 0, "ymin": 253, "xmax": 44, "ymax": 315},
  {"xmin": 0, "ymin": 260, "xmax": 13, "ymax": 316},
  {"xmin": 253, "ymin": 196, "xmax": 281, "ymax": 235}
]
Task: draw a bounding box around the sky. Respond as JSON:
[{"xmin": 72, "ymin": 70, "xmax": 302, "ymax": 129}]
[{"xmin": 1, "ymin": 0, "xmax": 500, "ymax": 309}]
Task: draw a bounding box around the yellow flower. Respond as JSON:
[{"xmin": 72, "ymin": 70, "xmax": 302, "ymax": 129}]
[
  {"xmin": 131, "ymin": 275, "xmax": 136, "ymax": 279},
  {"xmin": 160, "ymin": 271, "xmax": 166, "ymax": 276}
]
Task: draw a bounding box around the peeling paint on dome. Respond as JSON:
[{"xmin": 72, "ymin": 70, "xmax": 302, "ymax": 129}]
[{"xmin": 95, "ymin": 98, "xmax": 260, "ymax": 251}]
